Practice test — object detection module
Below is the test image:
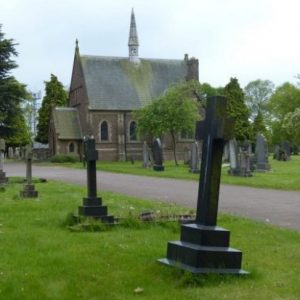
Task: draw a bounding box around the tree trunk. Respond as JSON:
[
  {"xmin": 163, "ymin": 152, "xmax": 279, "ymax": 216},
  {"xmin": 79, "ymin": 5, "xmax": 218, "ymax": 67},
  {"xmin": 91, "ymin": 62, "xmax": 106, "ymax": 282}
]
[{"xmin": 170, "ymin": 130, "xmax": 178, "ymax": 166}]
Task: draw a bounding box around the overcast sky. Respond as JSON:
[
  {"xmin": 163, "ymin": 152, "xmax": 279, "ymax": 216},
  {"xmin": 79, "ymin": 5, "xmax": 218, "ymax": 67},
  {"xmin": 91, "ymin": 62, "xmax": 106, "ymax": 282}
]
[{"xmin": 1, "ymin": 0, "xmax": 300, "ymax": 97}]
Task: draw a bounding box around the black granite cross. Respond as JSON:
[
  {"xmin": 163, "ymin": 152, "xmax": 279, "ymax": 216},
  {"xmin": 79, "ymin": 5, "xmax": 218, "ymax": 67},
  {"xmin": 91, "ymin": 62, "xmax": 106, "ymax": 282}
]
[{"xmin": 195, "ymin": 96, "xmax": 234, "ymax": 226}]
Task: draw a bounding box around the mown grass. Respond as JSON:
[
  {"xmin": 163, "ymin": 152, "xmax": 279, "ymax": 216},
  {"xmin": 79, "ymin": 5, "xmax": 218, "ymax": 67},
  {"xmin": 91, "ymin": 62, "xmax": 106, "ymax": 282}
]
[
  {"xmin": 0, "ymin": 179, "xmax": 300, "ymax": 299},
  {"xmin": 53, "ymin": 155, "xmax": 300, "ymax": 191}
]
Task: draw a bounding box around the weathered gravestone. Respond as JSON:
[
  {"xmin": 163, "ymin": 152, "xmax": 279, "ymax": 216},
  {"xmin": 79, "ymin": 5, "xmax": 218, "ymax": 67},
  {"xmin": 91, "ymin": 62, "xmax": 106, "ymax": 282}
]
[
  {"xmin": 183, "ymin": 147, "xmax": 191, "ymax": 165},
  {"xmin": 152, "ymin": 138, "xmax": 164, "ymax": 171},
  {"xmin": 255, "ymin": 134, "xmax": 271, "ymax": 171},
  {"xmin": 159, "ymin": 96, "xmax": 248, "ymax": 274},
  {"xmin": 20, "ymin": 144, "xmax": 38, "ymax": 198},
  {"xmin": 0, "ymin": 139, "xmax": 8, "ymax": 184},
  {"xmin": 189, "ymin": 141, "xmax": 200, "ymax": 173},
  {"xmin": 281, "ymin": 141, "xmax": 291, "ymax": 160},
  {"xmin": 228, "ymin": 139, "xmax": 252, "ymax": 177},
  {"xmin": 78, "ymin": 138, "xmax": 115, "ymax": 223},
  {"xmin": 142, "ymin": 141, "xmax": 151, "ymax": 168}
]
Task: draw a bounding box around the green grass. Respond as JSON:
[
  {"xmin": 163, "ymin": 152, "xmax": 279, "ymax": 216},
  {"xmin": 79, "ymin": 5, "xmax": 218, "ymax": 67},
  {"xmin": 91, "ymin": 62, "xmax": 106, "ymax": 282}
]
[
  {"xmin": 54, "ymin": 155, "xmax": 300, "ymax": 191},
  {"xmin": 0, "ymin": 179, "xmax": 300, "ymax": 299}
]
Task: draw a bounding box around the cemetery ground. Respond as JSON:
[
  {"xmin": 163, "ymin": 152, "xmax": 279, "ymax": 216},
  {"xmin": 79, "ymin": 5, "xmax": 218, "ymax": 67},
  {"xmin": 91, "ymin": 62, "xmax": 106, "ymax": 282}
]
[
  {"xmin": 0, "ymin": 178, "xmax": 300, "ymax": 299},
  {"xmin": 54, "ymin": 155, "xmax": 300, "ymax": 191}
]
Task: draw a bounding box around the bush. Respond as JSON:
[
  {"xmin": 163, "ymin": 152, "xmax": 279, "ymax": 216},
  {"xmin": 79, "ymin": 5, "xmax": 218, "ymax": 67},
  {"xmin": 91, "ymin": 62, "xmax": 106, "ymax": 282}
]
[{"xmin": 50, "ymin": 154, "xmax": 79, "ymax": 163}]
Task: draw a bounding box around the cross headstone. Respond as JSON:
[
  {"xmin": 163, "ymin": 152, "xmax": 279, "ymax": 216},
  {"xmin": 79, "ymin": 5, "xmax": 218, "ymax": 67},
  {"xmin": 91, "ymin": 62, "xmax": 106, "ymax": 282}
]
[
  {"xmin": 20, "ymin": 144, "xmax": 38, "ymax": 198},
  {"xmin": 255, "ymin": 134, "xmax": 271, "ymax": 171},
  {"xmin": 0, "ymin": 139, "xmax": 8, "ymax": 184},
  {"xmin": 189, "ymin": 141, "xmax": 200, "ymax": 173},
  {"xmin": 78, "ymin": 137, "xmax": 115, "ymax": 223},
  {"xmin": 152, "ymin": 138, "xmax": 164, "ymax": 171},
  {"xmin": 159, "ymin": 96, "xmax": 248, "ymax": 274}
]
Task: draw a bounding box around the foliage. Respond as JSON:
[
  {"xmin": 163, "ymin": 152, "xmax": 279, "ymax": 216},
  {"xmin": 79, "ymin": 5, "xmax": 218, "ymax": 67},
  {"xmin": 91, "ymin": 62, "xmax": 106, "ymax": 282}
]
[
  {"xmin": 268, "ymin": 82, "xmax": 300, "ymax": 145},
  {"xmin": 50, "ymin": 154, "xmax": 79, "ymax": 163},
  {"xmin": 0, "ymin": 25, "xmax": 30, "ymax": 142},
  {"xmin": 36, "ymin": 74, "xmax": 68, "ymax": 143},
  {"xmin": 251, "ymin": 111, "xmax": 269, "ymax": 143},
  {"xmin": 222, "ymin": 78, "xmax": 251, "ymax": 140},
  {"xmin": 135, "ymin": 80, "xmax": 201, "ymax": 165},
  {"xmin": 244, "ymin": 79, "xmax": 274, "ymax": 120},
  {"xmin": 282, "ymin": 107, "xmax": 300, "ymax": 145}
]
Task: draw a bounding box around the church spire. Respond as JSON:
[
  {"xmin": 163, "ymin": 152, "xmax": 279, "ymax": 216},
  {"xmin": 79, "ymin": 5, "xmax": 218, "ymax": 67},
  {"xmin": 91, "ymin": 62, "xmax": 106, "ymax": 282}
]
[{"xmin": 128, "ymin": 8, "xmax": 140, "ymax": 63}]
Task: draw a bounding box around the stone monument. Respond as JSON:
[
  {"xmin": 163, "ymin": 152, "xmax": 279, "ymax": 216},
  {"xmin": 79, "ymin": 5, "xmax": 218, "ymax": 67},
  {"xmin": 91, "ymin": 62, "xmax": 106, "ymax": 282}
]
[
  {"xmin": 142, "ymin": 141, "xmax": 151, "ymax": 168},
  {"xmin": 189, "ymin": 141, "xmax": 200, "ymax": 173},
  {"xmin": 152, "ymin": 138, "xmax": 164, "ymax": 171},
  {"xmin": 0, "ymin": 139, "xmax": 8, "ymax": 184},
  {"xmin": 255, "ymin": 134, "xmax": 271, "ymax": 171},
  {"xmin": 20, "ymin": 144, "xmax": 38, "ymax": 198},
  {"xmin": 78, "ymin": 137, "xmax": 115, "ymax": 223},
  {"xmin": 159, "ymin": 96, "xmax": 248, "ymax": 274}
]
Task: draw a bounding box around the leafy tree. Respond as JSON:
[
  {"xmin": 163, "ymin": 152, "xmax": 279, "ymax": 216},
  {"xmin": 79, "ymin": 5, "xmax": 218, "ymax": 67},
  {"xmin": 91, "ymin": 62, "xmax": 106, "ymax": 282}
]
[
  {"xmin": 282, "ymin": 108, "xmax": 300, "ymax": 145},
  {"xmin": 244, "ymin": 79, "xmax": 274, "ymax": 121},
  {"xmin": 268, "ymin": 82, "xmax": 300, "ymax": 120},
  {"xmin": 222, "ymin": 78, "xmax": 251, "ymax": 140},
  {"xmin": 36, "ymin": 74, "xmax": 68, "ymax": 143},
  {"xmin": 268, "ymin": 82, "xmax": 300, "ymax": 145},
  {"xmin": 135, "ymin": 81, "xmax": 201, "ymax": 165},
  {"xmin": 0, "ymin": 25, "xmax": 30, "ymax": 141}
]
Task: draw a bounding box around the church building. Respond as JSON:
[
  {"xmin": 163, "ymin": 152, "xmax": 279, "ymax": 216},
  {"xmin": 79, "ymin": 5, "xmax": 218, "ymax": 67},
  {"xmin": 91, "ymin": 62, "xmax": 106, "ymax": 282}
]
[{"xmin": 49, "ymin": 10, "xmax": 199, "ymax": 161}]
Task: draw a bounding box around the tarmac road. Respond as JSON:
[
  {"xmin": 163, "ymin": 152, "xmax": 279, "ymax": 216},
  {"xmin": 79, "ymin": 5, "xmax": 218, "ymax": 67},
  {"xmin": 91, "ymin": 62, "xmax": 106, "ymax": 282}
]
[{"xmin": 5, "ymin": 162, "xmax": 300, "ymax": 231}]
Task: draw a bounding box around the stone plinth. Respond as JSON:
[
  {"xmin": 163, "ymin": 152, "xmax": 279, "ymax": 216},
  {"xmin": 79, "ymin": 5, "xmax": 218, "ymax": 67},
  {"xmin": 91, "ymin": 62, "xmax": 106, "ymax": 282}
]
[
  {"xmin": 0, "ymin": 170, "xmax": 8, "ymax": 184},
  {"xmin": 20, "ymin": 184, "xmax": 38, "ymax": 198}
]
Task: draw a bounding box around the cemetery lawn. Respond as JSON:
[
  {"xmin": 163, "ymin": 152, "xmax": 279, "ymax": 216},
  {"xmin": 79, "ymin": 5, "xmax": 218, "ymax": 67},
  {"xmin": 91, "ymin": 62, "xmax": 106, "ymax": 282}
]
[
  {"xmin": 57, "ymin": 155, "xmax": 300, "ymax": 191},
  {"xmin": 1, "ymin": 179, "xmax": 300, "ymax": 299}
]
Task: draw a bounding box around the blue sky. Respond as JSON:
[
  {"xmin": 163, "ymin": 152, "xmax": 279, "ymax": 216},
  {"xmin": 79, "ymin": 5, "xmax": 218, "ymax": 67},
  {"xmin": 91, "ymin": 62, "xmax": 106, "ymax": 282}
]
[{"xmin": 1, "ymin": 0, "xmax": 300, "ymax": 96}]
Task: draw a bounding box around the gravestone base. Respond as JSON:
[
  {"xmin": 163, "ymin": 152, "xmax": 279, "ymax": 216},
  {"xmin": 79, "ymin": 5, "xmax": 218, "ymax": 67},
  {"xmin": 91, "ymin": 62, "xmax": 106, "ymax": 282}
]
[
  {"xmin": 255, "ymin": 162, "xmax": 271, "ymax": 172},
  {"xmin": 78, "ymin": 197, "xmax": 115, "ymax": 224},
  {"xmin": 158, "ymin": 223, "xmax": 248, "ymax": 274},
  {"xmin": 20, "ymin": 184, "xmax": 38, "ymax": 198},
  {"xmin": 189, "ymin": 168, "xmax": 200, "ymax": 174},
  {"xmin": 0, "ymin": 170, "xmax": 8, "ymax": 184},
  {"xmin": 153, "ymin": 165, "xmax": 165, "ymax": 171},
  {"xmin": 228, "ymin": 168, "xmax": 252, "ymax": 177}
]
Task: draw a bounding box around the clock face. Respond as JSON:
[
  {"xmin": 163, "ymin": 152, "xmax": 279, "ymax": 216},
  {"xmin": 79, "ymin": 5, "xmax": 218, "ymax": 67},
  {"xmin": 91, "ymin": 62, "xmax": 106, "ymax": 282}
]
[{"xmin": 131, "ymin": 47, "xmax": 137, "ymax": 55}]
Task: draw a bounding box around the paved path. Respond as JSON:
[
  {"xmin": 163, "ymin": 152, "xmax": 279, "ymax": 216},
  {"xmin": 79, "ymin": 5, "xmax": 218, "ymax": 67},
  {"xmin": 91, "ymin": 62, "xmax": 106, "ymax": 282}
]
[{"xmin": 5, "ymin": 163, "xmax": 300, "ymax": 231}]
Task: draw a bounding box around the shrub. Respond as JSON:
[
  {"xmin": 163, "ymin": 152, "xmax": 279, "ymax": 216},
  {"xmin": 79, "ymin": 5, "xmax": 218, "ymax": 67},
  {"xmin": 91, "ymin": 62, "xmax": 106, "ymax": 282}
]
[{"xmin": 50, "ymin": 154, "xmax": 79, "ymax": 163}]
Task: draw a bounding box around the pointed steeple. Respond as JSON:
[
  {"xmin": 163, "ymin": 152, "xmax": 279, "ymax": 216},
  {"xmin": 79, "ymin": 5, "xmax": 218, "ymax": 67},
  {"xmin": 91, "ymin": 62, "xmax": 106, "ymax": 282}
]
[
  {"xmin": 75, "ymin": 38, "xmax": 79, "ymax": 54},
  {"xmin": 128, "ymin": 9, "xmax": 140, "ymax": 63}
]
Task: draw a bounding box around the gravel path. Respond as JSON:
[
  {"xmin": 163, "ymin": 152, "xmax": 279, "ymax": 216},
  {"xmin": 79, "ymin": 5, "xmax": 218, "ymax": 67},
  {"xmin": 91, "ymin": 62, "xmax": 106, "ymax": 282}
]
[{"xmin": 5, "ymin": 162, "xmax": 300, "ymax": 231}]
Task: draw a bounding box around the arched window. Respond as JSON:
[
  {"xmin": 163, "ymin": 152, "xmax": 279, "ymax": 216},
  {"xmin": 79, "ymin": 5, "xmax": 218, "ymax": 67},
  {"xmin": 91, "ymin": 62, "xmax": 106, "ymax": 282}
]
[
  {"xmin": 129, "ymin": 121, "xmax": 137, "ymax": 141},
  {"xmin": 69, "ymin": 142, "xmax": 75, "ymax": 153},
  {"xmin": 100, "ymin": 121, "xmax": 109, "ymax": 141}
]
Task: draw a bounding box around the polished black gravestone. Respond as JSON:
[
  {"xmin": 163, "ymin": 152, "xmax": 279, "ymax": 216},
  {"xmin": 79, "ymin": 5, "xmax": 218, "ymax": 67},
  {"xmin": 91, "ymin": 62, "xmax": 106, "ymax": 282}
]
[
  {"xmin": 159, "ymin": 96, "xmax": 248, "ymax": 274},
  {"xmin": 20, "ymin": 144, "xmax": 38, "ymax": 198},
  {"xmin": 78, "ymin": 138, "xmax": 115, "ymax": 223},
  {"xmin": 152, "ymin": 138, "xmax": 165, "ymax": 171}
]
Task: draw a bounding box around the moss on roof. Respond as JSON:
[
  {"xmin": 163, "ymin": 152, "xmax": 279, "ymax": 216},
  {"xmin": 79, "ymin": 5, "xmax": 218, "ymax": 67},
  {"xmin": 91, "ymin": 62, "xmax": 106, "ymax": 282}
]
[
  {"xmin": 53, "ymin": 108, "xmax": 82, "ymax": 139},
  {"xmin": 80, "ymin": 55, "xmax": 188, "ymax": 110}
]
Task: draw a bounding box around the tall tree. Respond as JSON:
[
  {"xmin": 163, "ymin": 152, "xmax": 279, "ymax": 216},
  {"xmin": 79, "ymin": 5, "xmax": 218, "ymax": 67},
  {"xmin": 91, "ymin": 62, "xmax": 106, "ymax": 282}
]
[
  {"xmin": 135, "ymin": 80, "xmax": 201, "ymax": 165},
  {"xmin": 244, "ymin": 79, "xmax": 274, "ymax": 120},
  {"xmin": 268, "ymin": 82, "xmax": 300, "ymax": 145},
  {"xmin": 0, "ymin": 25, "xmax": 30, "ymax": 140},
  {"xmin": 222, "ymin": 78, "xmax": 251, "ymax": 140},
  {"xmin": 282, "ymin": 108, "xmax": 300, "ymax": 145},
  {"xmin": 36, "ymin": 74, "xmax": 68, "ymax": 143}
]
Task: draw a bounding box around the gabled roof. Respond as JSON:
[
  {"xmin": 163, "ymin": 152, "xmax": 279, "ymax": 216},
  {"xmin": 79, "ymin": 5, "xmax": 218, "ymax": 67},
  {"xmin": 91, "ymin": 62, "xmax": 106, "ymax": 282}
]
[
  {"xmin": 52, "ymin": 107, "xmax": 82, "ymax": 139},
  {"xmin": 79, "ymin": 55, "xmax": 188, "ymax": 110}
]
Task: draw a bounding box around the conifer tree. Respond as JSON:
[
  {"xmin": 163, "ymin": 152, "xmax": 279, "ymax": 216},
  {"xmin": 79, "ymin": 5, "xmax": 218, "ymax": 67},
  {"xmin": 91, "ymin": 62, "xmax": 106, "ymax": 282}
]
[{"xmin": 36, "ymin": 74, "xmax": 68, "ymax": 143}]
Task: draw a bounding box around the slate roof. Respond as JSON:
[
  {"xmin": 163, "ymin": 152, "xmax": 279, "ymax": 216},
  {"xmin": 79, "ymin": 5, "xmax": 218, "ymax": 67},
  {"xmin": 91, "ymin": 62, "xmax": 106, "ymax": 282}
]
[
  {"xmin": 52, "ymin": 107, "xmax": 82, "ymax": 139},
  {"xmin": 80, "ymin": 55, "xmax": 188, "ymax": 110}
]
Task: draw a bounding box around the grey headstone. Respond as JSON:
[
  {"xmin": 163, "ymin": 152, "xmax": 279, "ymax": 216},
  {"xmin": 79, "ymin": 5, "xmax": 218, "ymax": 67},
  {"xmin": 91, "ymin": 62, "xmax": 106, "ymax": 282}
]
[
  {"xmin": 228, "ymin": 139, "xmax": 238, "ymax": 170},
  {"xmin": 0, "ymin": 139, "xmax": 5, "ymax": 151},
  {"xmin": 255, "ymin": 134, "xmax": 271, "ymax": 171},
  {"xmin": 189, "ymin": 142, "xmax": 200, "ymax": 173},
  {"xmin": 183, "ymin": 147, "xmax": 191, "ymax": 165},
  {"xmin": 142, "ymin": 141, "xmax": 151, "ymax": 168}
]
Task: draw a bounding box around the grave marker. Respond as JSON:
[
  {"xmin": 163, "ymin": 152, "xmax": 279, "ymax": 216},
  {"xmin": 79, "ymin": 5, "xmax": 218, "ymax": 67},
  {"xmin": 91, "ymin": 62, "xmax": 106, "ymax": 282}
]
[
  {"xmin": 255, "ymin": 134, "xmax": 271, "ymax": 171},
  {"xmin": 20, "ymin": 144, "xmax": 38, "ymax": 198},
  {"xmin": 152, "ymin": 138, "xmax": 164, "ymax": 171},
  {"xmin": 0, "ymin": 139, "xmax": 8, "ymax": 184},
  {"xmin": 78, "ymin": 137, "xmax": 115, "ymax": 223},
  {"xmin": 159, "ymin": 96, "xmax": 248, "ymax": 274}
]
